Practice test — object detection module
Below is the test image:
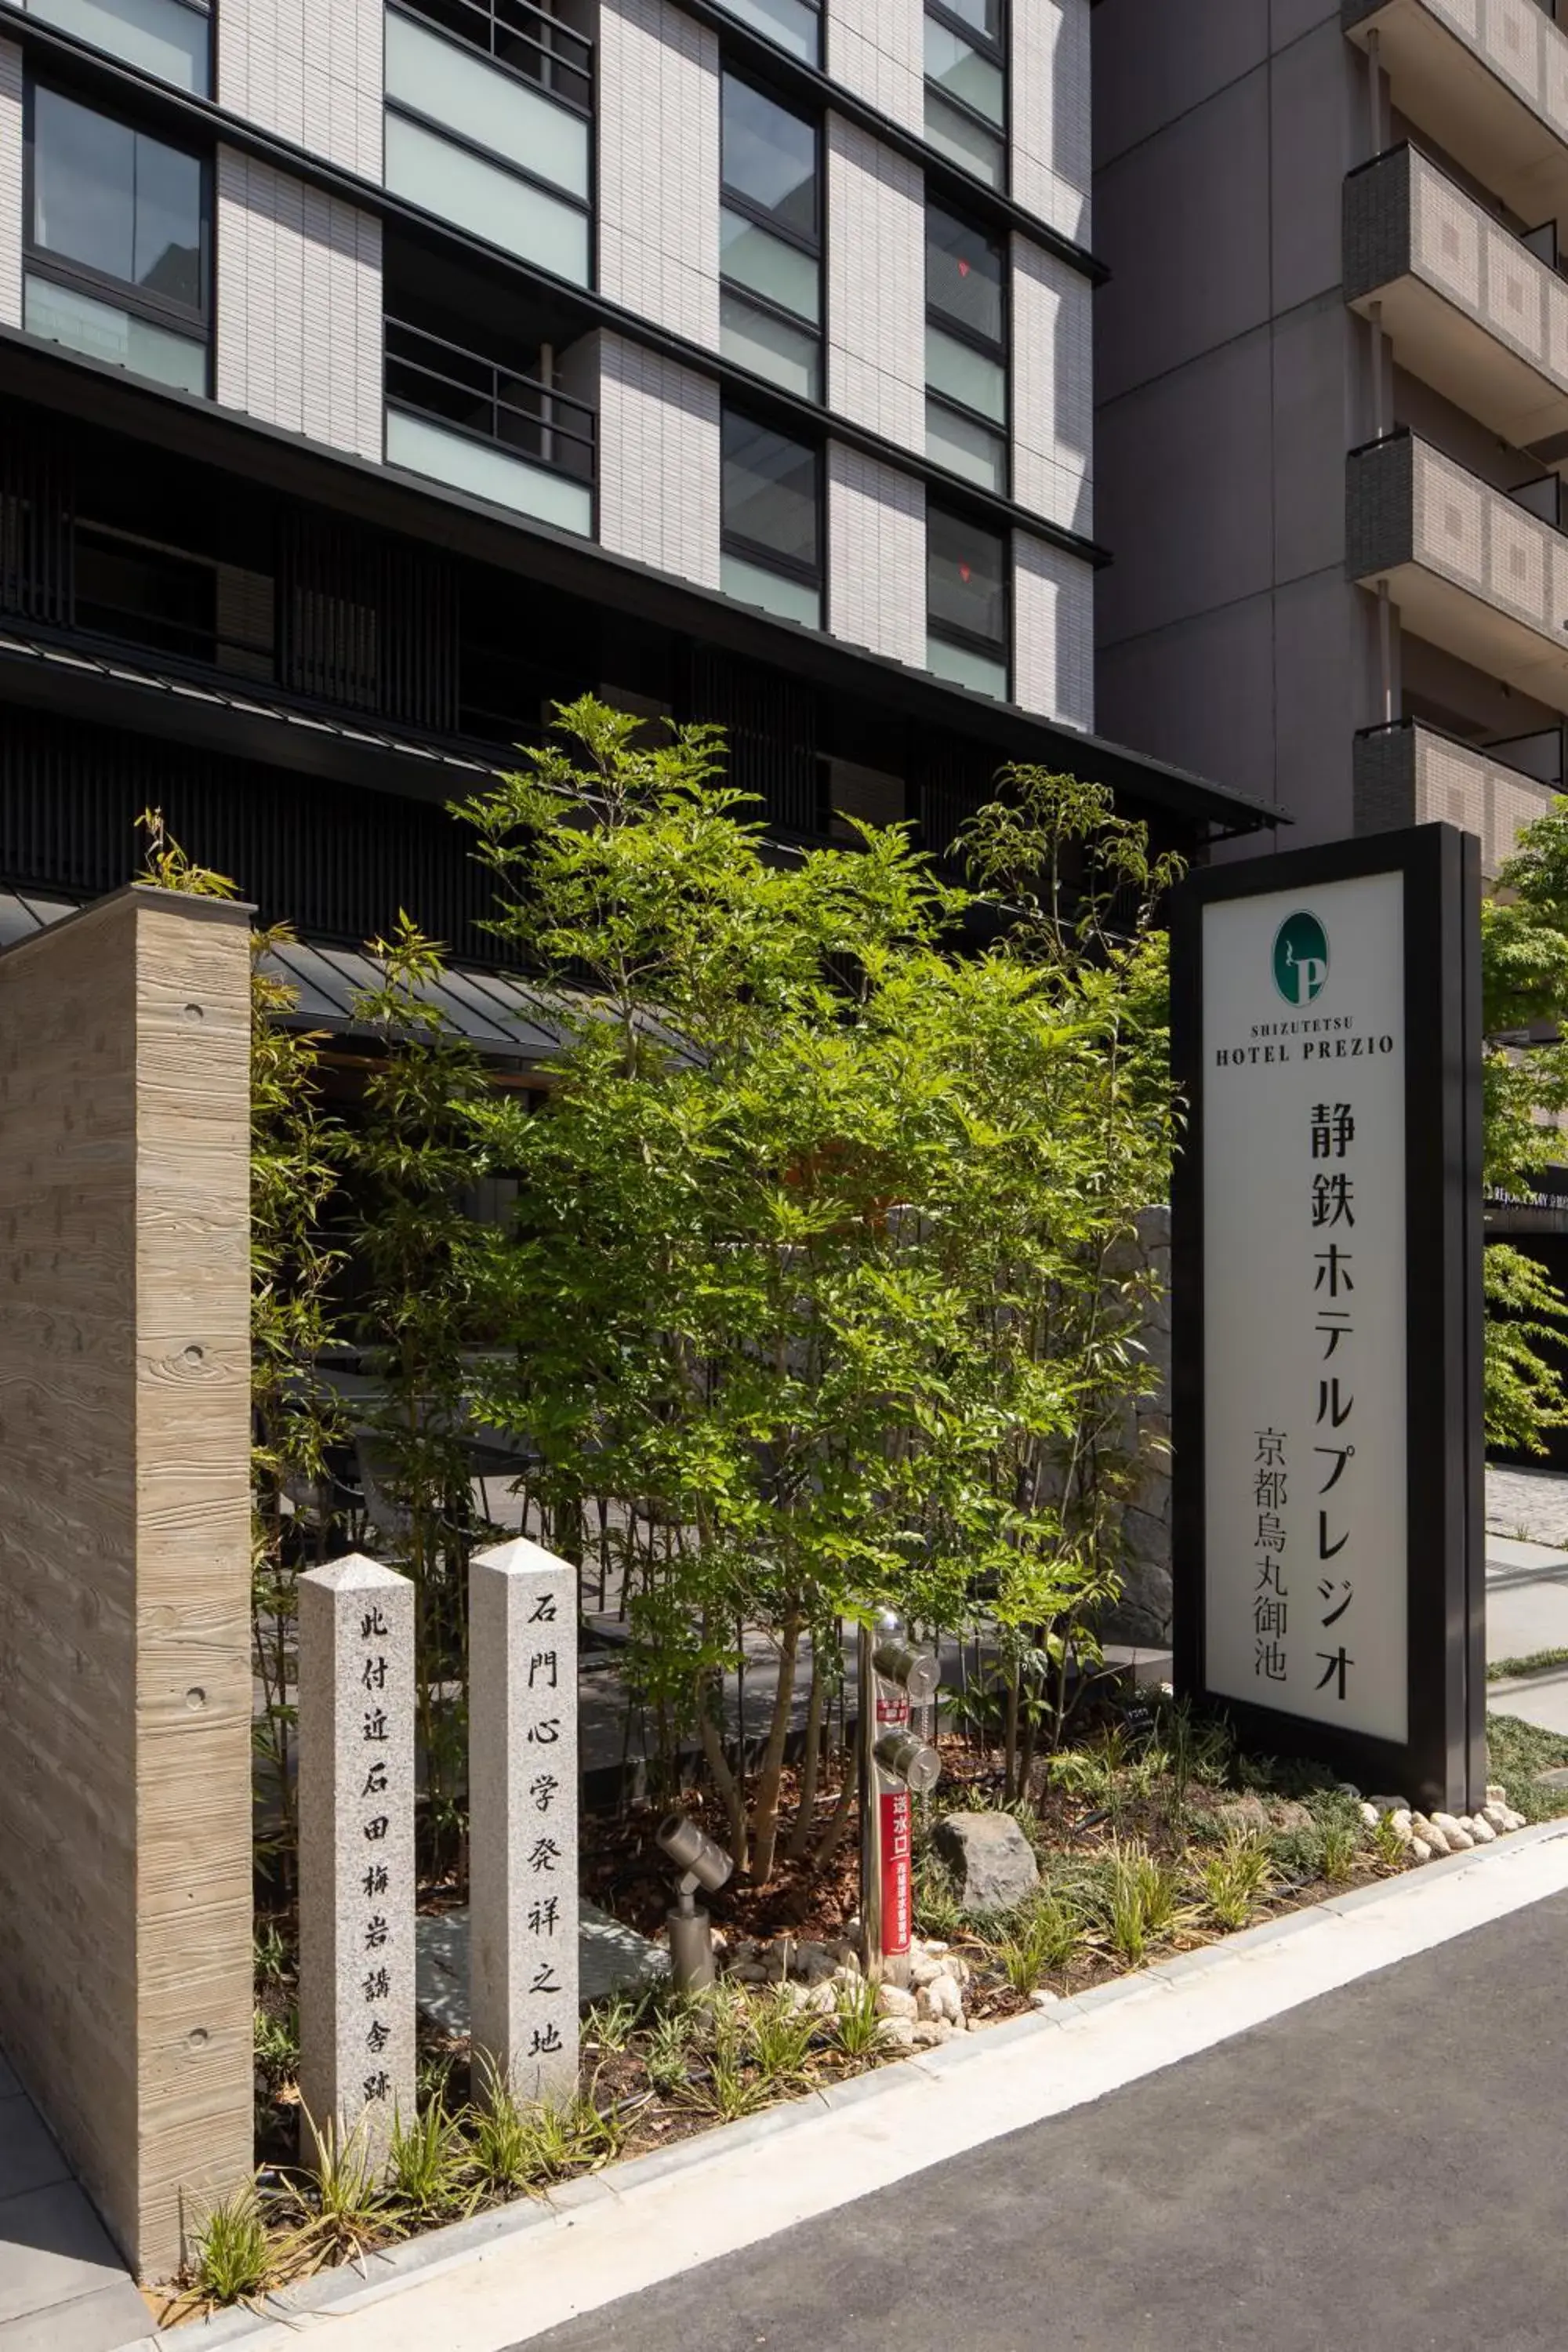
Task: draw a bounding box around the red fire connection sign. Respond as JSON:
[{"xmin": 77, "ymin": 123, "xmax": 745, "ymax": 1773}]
[{"xmin": 880, "ymin": 1787, "xmax": 912, "ymax": 1956}]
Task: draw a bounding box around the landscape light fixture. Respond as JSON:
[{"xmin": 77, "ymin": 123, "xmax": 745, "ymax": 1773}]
[{"xmin": 656, "ymin": 1813, "xmax": 735, "ymax": 1992}]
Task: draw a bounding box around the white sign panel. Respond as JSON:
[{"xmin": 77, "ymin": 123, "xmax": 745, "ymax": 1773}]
[{"xmin": 1201, "ymin": 871, "xmax": 1409, "ymax": 1745}]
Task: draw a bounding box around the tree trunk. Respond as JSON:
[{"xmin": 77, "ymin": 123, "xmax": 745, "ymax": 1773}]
[
  {"xmin": 812, "ymin": 1745, "xmax": 859, "ymax": 1869},
  {"xmin": 786, "ymin": 1638, "xmax": 828, "ymax": 1860},
  {"xmin": 699, "ymin": 1697, "xmax": 750, "ymax": 1875},
  {"xmin": 749, "ymin": 1610, "xmax": 803, "ymax": 1886}
]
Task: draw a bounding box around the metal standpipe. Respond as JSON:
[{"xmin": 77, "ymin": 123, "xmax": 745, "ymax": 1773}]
[{"xmin": 858, "ymin": 1610, "xmax": 942, "ymax": 1989}]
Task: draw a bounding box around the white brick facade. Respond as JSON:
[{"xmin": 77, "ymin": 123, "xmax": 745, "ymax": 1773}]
[
  {"xmin": 0, "ymin": 41, "xmax": 19, "ymax": 331},
  {"xmin": 217, "ymin": 0, "xmax": 382, "ymax": 180},
  {"xmin": 825, "ymin": 0, "xmax": 924, "ymax": 137},
  {"xmin": 1011, "ymin": 0, "xmax": 1091, "ymax": 249},
  {"xmin": 597, "ymin": 0, "xmax": 720, "ymax": 348},
  {"xmin": 215, "ymin": 153, "xmax": 383, "ymax": 462},
  {"xmin": 1011, "ymin": 233, "xmax": 1093, "ymax": 538},
  {"xmin": 597, "ymin": 335, "xmax": 721, "ymax": 588},
  {"xmin": 826, "ymin": 121, "xmax": 924, "ymax": 456},
  {"xmin": 1014, "ymin": 535, "xmax": 1094, "ymax": 730},
  {"xmin": 827, "ymin": 445, "xmax": 925, "ymax": 669}
]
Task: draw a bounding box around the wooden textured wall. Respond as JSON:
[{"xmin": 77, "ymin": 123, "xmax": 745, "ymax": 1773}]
[{"xmin": 0, "ymin": 886, "xmax": 252, "ymax": 2278}]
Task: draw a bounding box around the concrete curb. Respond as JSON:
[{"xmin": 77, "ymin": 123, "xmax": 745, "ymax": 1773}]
[{"xmin": 158, "ymin": 1813, "xmax": 1568, "ymax": 2347}]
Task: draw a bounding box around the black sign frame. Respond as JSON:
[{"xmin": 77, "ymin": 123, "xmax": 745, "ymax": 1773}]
[{"xmin": 1170, "ymin": 824, "xmax": 1485, "ymax": 1813}]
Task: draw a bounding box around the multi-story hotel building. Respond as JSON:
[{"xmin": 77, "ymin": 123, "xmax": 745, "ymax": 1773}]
[
  {"xmin": 0, "ymin": 0, "xmax": 1270, "ymax": 981},
  {"xmin": 1095, "ymin": 0, "xmax": 1568, "ymax": 882}
]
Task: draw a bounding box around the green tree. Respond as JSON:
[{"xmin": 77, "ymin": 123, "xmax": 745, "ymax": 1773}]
[{"xmin": 459, "ymin": 703, "xmax": 1174, "ymax": 1871}]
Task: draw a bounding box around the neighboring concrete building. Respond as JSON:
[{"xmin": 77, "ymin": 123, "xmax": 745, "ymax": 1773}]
[
  {"xmin": 0, "ymin": 0, "xmax": 1269, "ymax": 982},
  {"xmin": 1094, "ymin": 0, "xmax": 1568, "ymax": 877}
]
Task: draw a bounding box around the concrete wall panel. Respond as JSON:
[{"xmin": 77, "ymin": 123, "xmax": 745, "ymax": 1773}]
[
  {"xmin": 827, "ymin": 443, "xmax": 925, "ymax": 667},
  {"xmin": 216, "ymin": 152, "xmax": 383, "ymax": 462},
  {"xmin": 1013, "ymin": 232, "xmax": 1094, "ymax": 537},
  {"xmin": 599, "ymin": 0, "xmax": 720, "ymax": 346},
  {"xmin": 1092, "ymin": 0, "xmax": 1268, "ymax": 170},
  {"xmin": 1094, "ymin": 66, "xmax": 1272, "ymax": 403},
  {"xmin": 217, "ymin": 0, "xmax": 381, "ymax": 179},
  {"xmin": 1014, "ymin": 535, "xmax": 1094, "ymax": 730},
  {"xmin": 597, "ymin": 334, "xmax": 721, "ymax": 587},
  {"xmin": 826, "ymin": 120, "xmax": 924, "ymax": 453},
  {"xmin": 0, "ymin": 38, "xmax": 20, "ymax": 331},
  {"xmin": 1011, "ymin": 0, "xmax": 1092, "ymax": 247},
  {"xmin": 0, "ymin": 887, "xmax": 252, "ymax": 2279},
  {"xmin": 825, "ymin": 0, "xmax": 923, "ymax": 136}
]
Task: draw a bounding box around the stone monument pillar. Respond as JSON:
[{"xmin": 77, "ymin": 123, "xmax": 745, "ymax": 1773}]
[
  {"xmin": 298, "ymin": 1555, "xmax": 416, "ymax": 2166},
  {"xmin": 469, "ymin": 1537, "xmax": 579, "ymax": 2106}
]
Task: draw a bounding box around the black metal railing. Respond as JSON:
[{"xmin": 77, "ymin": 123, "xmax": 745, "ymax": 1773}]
[
  {"xmin": 394, "ymin": 0, "xmax": 592, "ymax": 113},
  {"xmin": 386, "ymin": 319, "xmax": 596, "ymax": 488}
]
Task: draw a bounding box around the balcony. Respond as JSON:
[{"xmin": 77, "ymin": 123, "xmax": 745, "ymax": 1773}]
[
  {"xmin": 1347, "ymin": 429, "xmax": 1568, "ymax": 713},
  {"xmin": 1346, "ymin": 144, "xmax": 1568, "ymax": 456},
  {"xmin": 384, "ymin": 0, "xmax": 592, "ymax": 289},
  {"xmin": 1354, "ymin": 716, "xmax": 1561, "ymax": 873},
  {"xmin": 384, "ymin": 320, "xmax": 594, "ymax": 536},
  {"xmin": 1344, "ymin": 0, "xmax": 1568, "ymax": 230}
]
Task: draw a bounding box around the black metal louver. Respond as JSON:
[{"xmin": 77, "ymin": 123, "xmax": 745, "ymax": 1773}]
[
  {"xmin": 0, "ymin": 422, "xmax": 74, "ymax": 630},
  {"xmin": 690, "ymin": 648, "xmax": 820, "ymax": 836},
  {"xmin": 0, "ymin": 708, "xmax": 514, "ymax": 966},
  {"xmin": 278, "ymin": 511, "xmax": 459, "ymax": 735}
]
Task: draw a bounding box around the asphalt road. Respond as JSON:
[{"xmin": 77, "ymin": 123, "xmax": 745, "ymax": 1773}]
[{"xmin": 517, "ymin": 1891, "xmax": 1568, "ymax": 2352}]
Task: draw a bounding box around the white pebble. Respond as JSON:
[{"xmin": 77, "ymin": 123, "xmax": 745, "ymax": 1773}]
[
  {"xmin": 878, "ymin": 2014, "xmax": 917, "ymax": 2049},
  {"xmin": 1410, "ymin": 1838, "xmax": 1432, "ymax": 1862},
  {"xmin": 1359, "ymin": 1802, "xmax": 1380, "ymax": 1828},
  {"xmin": 1467, "ymin": 1814, "xmax": 1497, "ymax": 1844},
  {"xmin": 875, "ymin": 1983, "xmax": 918, "ymax": 2019}
]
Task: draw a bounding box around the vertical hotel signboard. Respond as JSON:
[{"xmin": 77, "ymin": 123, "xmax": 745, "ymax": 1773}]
[{"xmin": 1171, "ymin": 826, "xmax": 1485, "ymax": 1812}]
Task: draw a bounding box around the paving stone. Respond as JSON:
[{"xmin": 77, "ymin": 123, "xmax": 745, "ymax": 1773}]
[
  {"xmin": 0, "ymin": 2184, "xmax": 136, "ymax": 2330},
  {"xmin": 0, "ymin": 2280, "xmax": 153, "ymax": 2351},
  {"xmin": 416, "ymin": 1903, "xmax": 667, "ymax": 2036},
  {"xmin": 0, "ymin": 2107, "xmax": 68, "ymax": 2204}
]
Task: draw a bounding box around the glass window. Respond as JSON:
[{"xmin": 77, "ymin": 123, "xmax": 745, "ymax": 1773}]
[
  {"xmin": 927, "ymin": 326, "xmax": 1005, "ymax": 422},
  {"xmin": 926, "ymin": 397, "xmax": 1005, "ymax": 494},
  {"xmin": 723, "ymin": 410, "xmax": 819, "ymax": 574},
  {"xmin": 385, "ymin": 13, "xmax": 590, "ymax": 201},
  {"xmin": 722, "ymin": 73, "xmax": 818, "ymax": 241},
  {"xmin": 721, "ymin": 209, "xmax": 819, "ymax": 321},
  {"xmin": 927, "ymin": 505, "xmax": 1007, "ymax": 690},
  {"xmin": 719, "ymin": 74, "xmax": 822, "ymax": 398},
  {"xmin": 935, "ymin": 0, "xmax": 1002, "ymax": 36},
  {"xmin": 925, "ymin": 88, "xmax": 1004, "ymax": 187},
  {"xmin": 24, "ymin": 0, "xmax": 210, "ymax": 96},
  {"xmin": 384, "ymin": 113, "xmax": 590, "ymax": 285},
  {"xmin": 715, "ymin": 0, "xmax": 819, "ymax": 64},
  {"xmin": 24, "ymin": 272, "xmax": 206, "ymax": 392},
  {"xmin": 720, "ymin": 290, "xmax": 819, "ymax": 401},
  {"xmin": 927, "ymin": 203, "xmax": 1004, "ymax": 344},
  {"xmin": 32, "ymin": 88, "xmax": 204, "ymax": 313},
  {"xmin": 924, "ymin": 14, "xmax": 1004, "ymax": 128}
]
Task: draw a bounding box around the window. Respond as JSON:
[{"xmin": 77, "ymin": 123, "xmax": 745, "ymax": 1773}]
[
  {"xmin": 713, "ymin": 0, "xmax": 819, "ymax": 66},
  {"xmin": 385, "ymin": 318, "xmax": 595, "ymax": 537},
  {"xmin": 924, "ymin": 0, "xmax": 1006, "ymax": 190},
  {"xmin": 23, "ymin": 0, "xmax": 211, "ymax": 93},
  {"xmin": 721, "ymin": 408, "xmax": 822, "ymax": 629},
  {"xmin": 926, "ymin": 201, "xmax": 1007, "ymax": 494},
  {"xmin": 384, "ymin": 1, "xmax": 593, "ymax": 289},
  {"xmin": 720, "ymin": 72, "xmax": 822, "ymax": 402},
  {"xmin": 25, "ymin": 85, "xmax": 209, "ymax": 396},
  {"xmin": 927, "ymin": 504, "xmax": 1007, "ymax": 699}
]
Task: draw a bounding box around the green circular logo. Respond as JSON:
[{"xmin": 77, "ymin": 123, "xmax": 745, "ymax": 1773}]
[{"xmin": 1272, "ymin": 911, "xmax": 1329, "ymax": 1006}]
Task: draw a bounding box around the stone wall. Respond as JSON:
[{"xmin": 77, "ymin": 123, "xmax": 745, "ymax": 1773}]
[{"xmin": 0, "ymin": 887, "xmax": 253, "ymax": 2277}]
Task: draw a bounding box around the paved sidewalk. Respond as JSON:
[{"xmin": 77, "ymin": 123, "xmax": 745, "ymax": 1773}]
[
  {"xmin": 1486, "ymin": 1462, "xmax": 1568, "ymax": 1548},
  {"xmin": 521, "ymin": 1887, "xmax": 1568, "ymax": 2352},
  {"xmin": 0, "ymin": 2053, "xmax": 147, "ymax": 2352}
]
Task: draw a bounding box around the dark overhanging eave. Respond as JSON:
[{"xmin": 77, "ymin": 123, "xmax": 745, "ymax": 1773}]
[{"xmin": 0, "ymin": 333, "xmax": 1283, "ymax": 838}]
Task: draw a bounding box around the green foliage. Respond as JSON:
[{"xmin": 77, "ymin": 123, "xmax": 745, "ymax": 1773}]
[
  {"xmin": 993, "ymin": 1893, "xmax": 1083, "ymax": 1988},
  {"xmin": 1316, "ymin": 1820, "xmax": 1360, "ymax": 1886},
  {"xmin": 191, "ymin": 2185, "xmax": 273, "ymax": 2305},
  {"xmin": 829, "ymin": 1978, "xmax": 885, "ymax": 2059},
  {"xmin": 252, "ymin": 2005, "xmax": 299, "ymax": 2088},
  {"xmin": 387, "ymin": 2095, "xmax": 473, "ymax": 2223},
  {"xmin": 1370, "ymin": 1813, "xmax": 1408, "ymax": 1870},
  {"xmin": 1478, "ymin": 808, "xmax": 1568, "ymax": 1450},
  {"xmin": 1096, "ymin": 1839, "xmax": 1189, "ymax": 1965},
  {"xmin": 1199, "ymin": 1828, "xmax": 1274, "ymax": 1930},
  {"xmin": 1488, "ymin": 1647, "xmax": 1568, "ymax": 1682},
  {"xmin": 457, "ymin": 701, "xmax": 1180, "ymax": 1865},
  {"xmin": 290, "ymin": 2113, "xmax": 393, "ymax": 2261},
  {"xmin": 1487, "ymin": 1711, "xmax": 1568, "ymax": 1822}
]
